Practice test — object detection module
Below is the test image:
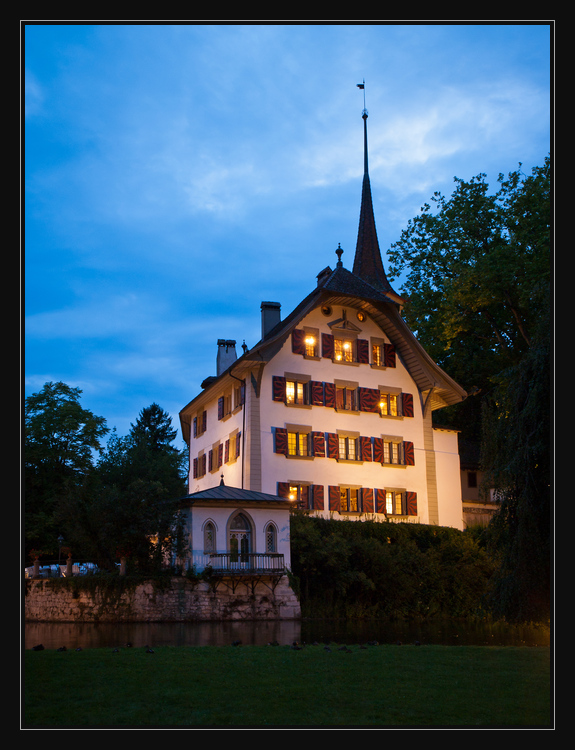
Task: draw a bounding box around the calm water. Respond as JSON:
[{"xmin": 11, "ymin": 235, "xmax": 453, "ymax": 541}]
[{"xmin": 25, "ymin": 617, "xmax": 550, "ymax": 651}]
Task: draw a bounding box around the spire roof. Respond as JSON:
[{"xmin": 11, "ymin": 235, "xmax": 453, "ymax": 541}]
[{"xmin": 352, "ymin": 105, "xmax": 401, "ymax": 301}]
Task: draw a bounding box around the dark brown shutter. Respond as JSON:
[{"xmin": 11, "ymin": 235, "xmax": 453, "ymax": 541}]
[
  {"xmin": 193, "ymin": 417, "xmax": 197, "ymax": 438},
  {"xmin": 402, "ymin": 392, "xmax": 414, "ymax": 417},
  {"xmin": 310, "ymin": 380, "xmax": 325, "ymax": 406},
  {"xmin": 217, "ymin": 443, "xmax": 223, "ymax": 468},
  {"xmin": 359, "ymin": 436, "xmax": 372, "ymax": 461},
  {"xmin": 358, "ymin": 386, "xmax": 380, "ymax": 413},
  {"xmin": 373, "ymin": 437, "xmax": 384, "ymax": 464},
  {"xmin": 202, "ymin": 410, "xmax": 207, "ymax": 432},
  {"xmin": 406, "ymin": 491, "xmax": 417, "ymax": 516},
  {"xmin": 292, "ymin": 329, "xmax": 306, "ymax": 355},
  {"xmin": 272, "ymin": 375, "xmax": 286, "ymax": 402},
  {"xmin": 403, "ymin": 441, "xmax": 415, "ymax": 465},
  {"xmin": 361, "ymin": 488, "xmax": 374, "ymax": 513},
  {"xmin": 312, "ymin": 431, "xmax": 325, "ymax": 457},
  {"xmin": 384, "ymin": 343, "xmax": 396, "ymax": 367},
  {"xmin": 274, "ymin": 427, "xmax": 288, "ymax": 455},
  {"xmin": 208, "ymin": 449, "xmax": 213, "ymax": 472},
  {"xmin": 193, "ymin": 457, "xmax": 198, "ymax": 478},
  {"xmin": 236, "ymin": 432, "xmax": 241, "ymax": 457},
  {"xmin": 225, "ymin": 439, "xmax": 229, "ymax": 463},
  {"xmin": 326, "ymin": 432, "xmax": 339, "ymax": 459},
  {"xmin": 324, "ymin": 382, "xmax": 336, "ymax": 408},
  {"xmin": 322, "ymin": 333, "xmax": 334, "ymax": 359},
  {"xmin": 277, "ymin": 482, "xmax": 291, "ymax": 498},
  {"xmin": 357, "ymin": 338, "xmax": 369, "ymax": 364},
  {"xmin": 201, "ymin": 454, "xmax": 206, "ymax": 476},
  {"xmin": 217, "ymin": 397, "xmax": 224, "ymax": 420},
  {"xmin": 311, "ymin": 484, "xmax": 324, "ymax": 510},
  {"xmin": 328, "ymin": 485, "xmax": 340, "ymax": 511}
]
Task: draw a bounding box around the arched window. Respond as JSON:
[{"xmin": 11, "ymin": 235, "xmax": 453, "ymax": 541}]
[
  {"xmin": 203, "ymin": 521, "xmax": 216, "ymax": 553},
  {"xmin": 265, "ymin": 523, "xmax": 277, "ymax": 553},
  {"xmin": 229, "ymin": 512, "xmax": 251, "ymax": 562}
]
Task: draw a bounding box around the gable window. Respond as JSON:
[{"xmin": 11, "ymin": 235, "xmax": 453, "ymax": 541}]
[
  {"xmin": 372, "ymin": 342, "xmax": 384, "ymax": 367},
  {"xmin": 304, "ymin": 333, "xmax": 318, "ymax": 358},
  {"xmin": 334, "ymin": 337, "xmax": 354, "ymax": 362}
]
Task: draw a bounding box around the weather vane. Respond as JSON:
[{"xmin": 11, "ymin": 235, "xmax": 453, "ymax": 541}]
[{"xmin": 357, "ymin": 79, "xmax": 367, "ymax": 116}]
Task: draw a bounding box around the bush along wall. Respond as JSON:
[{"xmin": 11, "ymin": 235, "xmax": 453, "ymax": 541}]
[{"xmin": 289, "ymin": 513, "xmax": 497, "ymax": 620}]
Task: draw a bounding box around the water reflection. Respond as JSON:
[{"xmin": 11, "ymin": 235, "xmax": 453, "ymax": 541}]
[{"xmin": 25, "ymin": 617, "xmax": 549, "ymax": 650}]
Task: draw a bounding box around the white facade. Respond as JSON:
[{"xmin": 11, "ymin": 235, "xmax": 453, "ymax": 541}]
[{"xmin": 180, "ymin": 109, "xmax": 467, "ymax": 533}]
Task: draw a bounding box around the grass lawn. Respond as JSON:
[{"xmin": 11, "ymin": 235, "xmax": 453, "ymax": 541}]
[{"xmin": 23, "ymin": 643, "xmax": 552, "ymax": 728}]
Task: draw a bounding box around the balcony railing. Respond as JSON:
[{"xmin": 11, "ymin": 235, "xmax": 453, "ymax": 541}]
[{"xmin": 207, "ymin": 552, "xmax": 285, "ymax": 575}]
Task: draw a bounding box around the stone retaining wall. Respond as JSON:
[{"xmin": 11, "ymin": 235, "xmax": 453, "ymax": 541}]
[{"xmin": 24, "ymin": 576, "xmax": 301, "ymax": 622}]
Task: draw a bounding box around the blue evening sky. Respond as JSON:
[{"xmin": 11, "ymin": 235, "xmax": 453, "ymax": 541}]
[{"xmin": 24, "ymin": 22, "xmax": 552, "ymax": 445}]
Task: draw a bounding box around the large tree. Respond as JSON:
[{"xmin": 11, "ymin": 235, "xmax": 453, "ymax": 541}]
[
  {"xmin": 387, "ymin": 157, "xmax": 551, "ymax": 622},
  {"xmin": 24, "ymin": 381, "xmax": 109, "ymax": 557},
  {"xmin": 63, "ymin": 404, "xmax": 188, "ymax": 571},
  {"xmin": 387, "ymin": 156, "xmax": 550, "ymax": 439}
]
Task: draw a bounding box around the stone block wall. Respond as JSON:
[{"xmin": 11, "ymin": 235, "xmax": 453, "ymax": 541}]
[{"xmin": 24, "ymin": 576, "xmax": 301, "ymax": 622}]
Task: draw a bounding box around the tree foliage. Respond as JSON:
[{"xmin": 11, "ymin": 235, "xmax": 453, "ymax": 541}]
[
  {"xmin": 387, "ymin": 156, "xmax": 550, "ymax": 437},
  {"xmin": 24, "ymin": 381, "xmax": 109, "ymax": 556}
]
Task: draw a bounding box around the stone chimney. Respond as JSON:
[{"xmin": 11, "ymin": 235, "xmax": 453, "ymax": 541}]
[
  {"xmin": 260, "ymin": 301, "xmax": 281, "ymax": 339},
  {"xmin": 216, "ymin": 339, "xmax": 237, "ymax": 376}
]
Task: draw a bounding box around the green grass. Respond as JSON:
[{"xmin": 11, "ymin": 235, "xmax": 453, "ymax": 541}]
[{"xmin": 23, "ymin": 643, "xmax": 551, "ymax": 727}]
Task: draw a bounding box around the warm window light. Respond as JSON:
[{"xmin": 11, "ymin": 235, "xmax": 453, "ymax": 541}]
[{"xmin": 305, "ymin": 336, "xmax": 315, "ymax": 345}]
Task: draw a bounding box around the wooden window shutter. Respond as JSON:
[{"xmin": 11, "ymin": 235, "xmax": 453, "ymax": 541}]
[
  {"xmin": 201, "ymin": 454, "xmax": 206, "ymax": 476},
  {"xmin": 274, "ymin": 427, "xmax": 288, "ymax": 455},
  {"xmin": 328, "ymin": 485, "xmax": 340, "ymax": 511},
  {"xmin": 361, "ymin": 488, "xmax": 374, "ymax": 513},
  {"xmin": 217, "ymin": 397, "xmax": 224, "ymax": 420},
  {"xmin": 193, "ymin": 457, "xmax": 198, "ymax": 479},
  {"xmin": 324, "ymin": 382, "xmax": 336, "ymax": 408},
  {"xmin": 375, "ymin": 489, "xmax": 386, "ymax": 514},
  {"xmin": 359, "ymin": 436, "xmax": 373, "ymax": 461},
  {"xmin": 202, "ymin": 410, "xmax": 207, "ymax": 432},
  {"xmin": 312, "ymin": 431, "xmax": 325, "ymax": 457},
  {"xmin": 272, "ymin": 375, "xmax": 286, "ymax": 402},
  {"xmin": 403, "ymin": 441, "xmax": 415, "ymax": 465},
  {"xmin": 402, "ymin": 392, "xmax": 414, "ymax": 417},
  {"xmin": 236, "ymin": 432, "xmax": 241, "ymax": 457},
  {"xmin": 208, "ymin": 449, "xmax": 213, "ymax": 472},
  {"xmin": 326, "ymin": 433, "xmax": 339, "ymax": 459},
  {"xmin": 406, "ymin": 491, "xmax": 417, "ymax": 516},
  {"xmin": 193, "ymin": 417, "xmax": 197, "ymax": 438},
  {"xmin": 300, "ymin": 484, "xmax": 309, "ymax": 510},
  {"xmin": 311, "ymin": 484, "xmax": 324, "ymax": 510},
  {"xmin": 322, "ymin": 332, "xmax": 334, "ymax": 359},
  {"xmin": 384, "ymin": 343, "xmax": 396, "ymax": 367},
  {"xmin": 292, "ymin": 329, "xmax": 306, "ymax": 355},
  {"xmin": 225, "ymin": 439, "xmax": 229, "ymax": 463},
  {"xmin": 217, "ymin": 443, "xmax": 223, "ymax": 468},
  {"xmin": 277, "ymin": 482, "xmax": 291, "ymax": 498},
  {"xmin": 335, "ymin": 387, "xmax": 345, "ymax": 410},
  {"xmin": 310, "ymin": 380, "xmax": 325, "ymax": 406},
  {"xmin": 357, "ymin": 338, "xmax": 369, "ymax": 364},
  {"xmin": 373, "ymin": 437, "xmax": 384, "ymax": 464},
  {"xmin": 358, "ymin": 386, "xmax": 380, "ymax": 413}
]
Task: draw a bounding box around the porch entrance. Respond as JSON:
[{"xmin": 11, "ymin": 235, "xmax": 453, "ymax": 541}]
[{"xmin": 229, "ymin": 513, "xmax": 251, "ymax": 565}]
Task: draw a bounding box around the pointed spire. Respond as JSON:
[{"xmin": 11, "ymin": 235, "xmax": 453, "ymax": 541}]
[{"xmin": 352, "ymin": 87, "xmax": 397, "ymax": 298}]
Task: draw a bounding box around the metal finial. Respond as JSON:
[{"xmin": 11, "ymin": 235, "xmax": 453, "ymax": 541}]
[
  {"xmin": 220, "ymin": 474, "xmax": 225, "ymax": 486},
  {"xmin": 357, "ymin": 79, "xmax": 367, "ymax": 117},
  {"xmin": 336, "ymin": 243, "xmax": 344, "ymax": 267}
]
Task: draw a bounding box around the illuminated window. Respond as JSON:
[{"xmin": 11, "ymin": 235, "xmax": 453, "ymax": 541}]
[
  {"xmin": 379, "ymin": 392, "xmax": 398, "ymax": 417},
  {"xmin": 340, "ymin": 487, "xmax": 359, "ymax": 512},
  {"xmin": 304, "ymin": 334, "xmax": 317, "ymax": 357},
  {"xmin": 372, "ymin": 342, "xmax": 383, "ymax": 366},
  {"xmin": 286, "ymin": 380, "xmax": 308, "ymax": 405},
  {"xmin": 287, "ymin": 431, "xmax": 309, "ymax": 457},
  {"xmin": 386, "ymin": 491, "xmax": 405, "ymax": 515},
  {"xmin": 338, "ymin": 435, "xmax": 357, "ymax": 461},
  {"xmin": 287, "ymin": 483, "xmax": 311, "ymax": 509},
  {"xmin": 334, "ymin": 338, "xmax": 354, "ymax": 362},
  {"xmin": 383, "ymin": 440, "xmax": 401, "ymax": 465}
]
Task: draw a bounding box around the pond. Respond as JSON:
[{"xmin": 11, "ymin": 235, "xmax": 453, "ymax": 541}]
[{"xmin": 25, "ymin": 617, "xmax": 550, "ymax": 651}]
